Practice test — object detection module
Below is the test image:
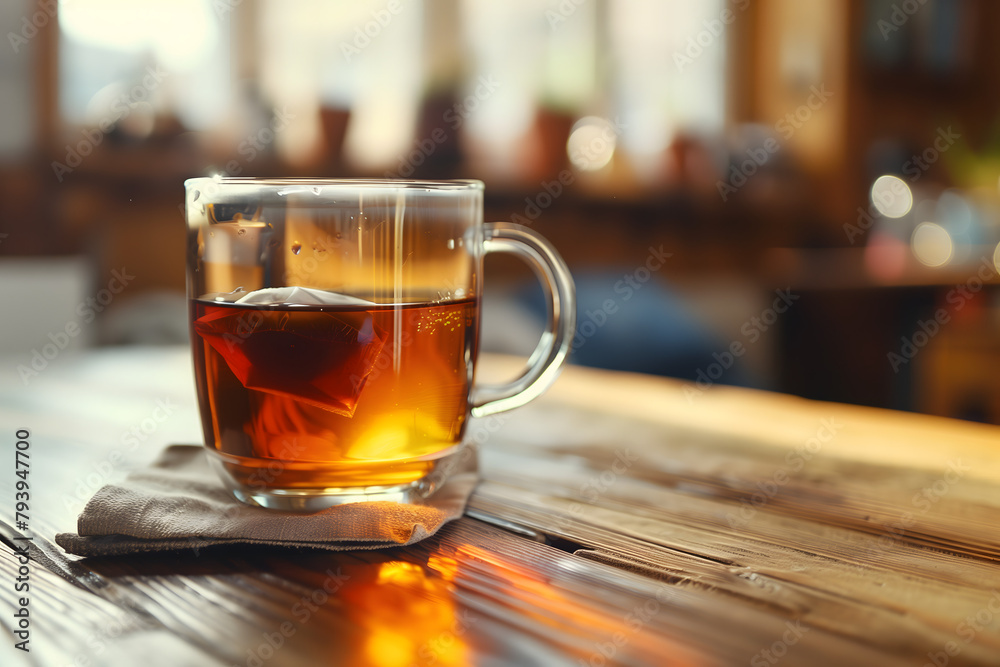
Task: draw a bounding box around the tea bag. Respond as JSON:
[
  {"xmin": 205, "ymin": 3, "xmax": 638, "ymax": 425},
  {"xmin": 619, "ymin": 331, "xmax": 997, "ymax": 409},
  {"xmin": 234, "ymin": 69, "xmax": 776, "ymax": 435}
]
[{"xmin": 194, "ymin": 288, "xmax": 387, "ymax": 416}]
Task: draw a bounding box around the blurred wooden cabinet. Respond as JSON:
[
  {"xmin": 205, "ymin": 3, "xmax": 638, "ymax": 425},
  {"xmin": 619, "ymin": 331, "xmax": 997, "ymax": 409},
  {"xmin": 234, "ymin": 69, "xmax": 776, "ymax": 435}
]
[{"xmin": 920, "ymin": 318, "xmax": 1000, "ymax": 423}]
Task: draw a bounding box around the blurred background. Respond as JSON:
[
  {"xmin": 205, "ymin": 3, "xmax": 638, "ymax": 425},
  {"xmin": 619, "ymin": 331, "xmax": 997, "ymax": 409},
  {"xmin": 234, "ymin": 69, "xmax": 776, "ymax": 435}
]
[{"xmin": 2, "ymin": 0, "xmax": 1000, "ymax": 422}]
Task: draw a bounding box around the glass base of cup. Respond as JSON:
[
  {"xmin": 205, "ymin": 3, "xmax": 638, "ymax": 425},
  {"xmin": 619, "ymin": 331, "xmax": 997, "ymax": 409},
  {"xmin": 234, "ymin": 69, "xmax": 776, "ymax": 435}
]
[{"xmin": 205, "ymin": 445, "xmax": 467, "ymax": 512}]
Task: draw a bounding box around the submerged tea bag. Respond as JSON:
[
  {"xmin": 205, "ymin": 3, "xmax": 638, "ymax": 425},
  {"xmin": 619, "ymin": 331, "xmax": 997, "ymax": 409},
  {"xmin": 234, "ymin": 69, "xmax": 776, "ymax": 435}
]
[{"xmin": 194, "ymin": 288, "xmax": 387, "ymax": 417}]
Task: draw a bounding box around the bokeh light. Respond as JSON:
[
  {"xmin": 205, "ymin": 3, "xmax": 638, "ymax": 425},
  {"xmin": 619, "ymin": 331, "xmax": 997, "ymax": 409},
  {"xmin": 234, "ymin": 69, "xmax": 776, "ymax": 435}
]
[
  {"xmin": 935, "ymin": 190, "xmax": 974, "ymax": 233},
  {"xmin": 870, "ymin": 175, "xmax": 913, "ymax": 218},
  {"xmin": 911, "ymin": 222, "xmax": 953, "ymax": 267},
  {"xmin": 567, "ymin": 116, "xmax": 617, "ymax": 171},
  {"xmin": 865, "ymin": 231, "xmax": 908, "ymax": 282}
]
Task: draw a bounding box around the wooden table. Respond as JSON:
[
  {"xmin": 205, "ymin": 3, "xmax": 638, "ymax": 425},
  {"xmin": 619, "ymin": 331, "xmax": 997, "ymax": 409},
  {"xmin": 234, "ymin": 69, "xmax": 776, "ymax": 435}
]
[{"xmin": 2, "ymin": 347, "xmax": 999, "ymax": 666}]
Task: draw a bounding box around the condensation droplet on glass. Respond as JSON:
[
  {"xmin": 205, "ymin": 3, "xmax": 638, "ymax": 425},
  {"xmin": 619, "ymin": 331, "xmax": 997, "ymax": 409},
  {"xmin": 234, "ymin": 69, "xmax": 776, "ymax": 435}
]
[
  {"xmin": 192, "ymin": 190, "xmax": 201, "ymax": 201},
  {"xmin": 335, "ymin": 232, "xmax": 342, "ymax": 240},
  {"xmin": 237, "ymin": 228, "xmax": 247, "ymax": 237},
  {"xmin": 311, "ymin": 186, "xmax": 322, "ymax": 195},
  {"xmin": 209, "ymin": 231, "xmax": 215, "ymax": 237},
  {"xmin": 291, "ymin": 242, "xmax": 302, "ymax": 255}
]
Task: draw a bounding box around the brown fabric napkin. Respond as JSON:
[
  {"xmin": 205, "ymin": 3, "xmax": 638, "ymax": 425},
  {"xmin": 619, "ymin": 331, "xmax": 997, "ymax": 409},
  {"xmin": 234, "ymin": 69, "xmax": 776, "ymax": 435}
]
[{"xmin": 55, "ymin": 444, "xmax": 478, "ymax": 557}]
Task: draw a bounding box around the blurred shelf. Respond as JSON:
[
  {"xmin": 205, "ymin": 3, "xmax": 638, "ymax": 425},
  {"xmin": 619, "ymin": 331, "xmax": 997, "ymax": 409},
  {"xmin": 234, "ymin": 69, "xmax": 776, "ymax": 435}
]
[{"xmin": 763, "ymin": 246, "xmax": 1000, "ymax": 291}]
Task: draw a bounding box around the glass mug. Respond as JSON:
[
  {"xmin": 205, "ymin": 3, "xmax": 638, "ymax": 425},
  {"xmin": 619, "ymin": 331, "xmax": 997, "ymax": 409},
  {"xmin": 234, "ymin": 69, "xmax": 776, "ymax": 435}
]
[{"xmin": 184, "ymin": 178, "xmax": 575, "ymax": 510}]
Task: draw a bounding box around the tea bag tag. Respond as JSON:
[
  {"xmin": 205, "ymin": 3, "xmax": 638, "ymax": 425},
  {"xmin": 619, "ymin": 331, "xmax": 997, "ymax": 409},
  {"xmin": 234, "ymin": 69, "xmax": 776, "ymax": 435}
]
[{"xmin": 235, "ymin": 287, "xmax": 376, "ymax": 307}]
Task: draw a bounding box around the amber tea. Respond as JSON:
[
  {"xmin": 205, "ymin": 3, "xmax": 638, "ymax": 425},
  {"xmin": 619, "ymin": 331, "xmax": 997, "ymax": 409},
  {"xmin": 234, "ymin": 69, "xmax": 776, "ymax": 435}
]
[{"xmin": 191, "ymin": 295, "xmax": 478, "ymax": 494}]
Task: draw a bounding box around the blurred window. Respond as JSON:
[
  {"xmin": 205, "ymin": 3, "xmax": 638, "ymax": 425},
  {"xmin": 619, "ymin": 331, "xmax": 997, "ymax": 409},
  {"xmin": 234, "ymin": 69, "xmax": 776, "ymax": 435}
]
[
  {"xmin": 55, "ymin": 0, "xmax": 727, "ymax": 176},
  {"xmin": 58, "ymin": 0, "xmax": 229, "ymax": 131},
  {"xmin": 609, "ymin": 0, "xmax": 727, "ymax": 168},
  {"xmin": 258, "ymin": 0, "xmax": 424, "ymax": 169}
]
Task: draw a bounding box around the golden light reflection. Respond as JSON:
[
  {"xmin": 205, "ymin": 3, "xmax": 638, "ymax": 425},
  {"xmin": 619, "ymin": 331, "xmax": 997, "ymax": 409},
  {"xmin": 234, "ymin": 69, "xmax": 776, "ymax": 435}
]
[
  {"xmin": 342, "ymin": 560, "xmax": 469, "ymax": 667},
  {"xmin": 870, "ymin": 175, "xmax": 913, "ymax": 218},
  {"xmin": 911, "ymin": 222, "xmax": 954, "ymax": 267},
  {"xmin": 455, "ymin": 545, "xmax": 613, "ymax": 630},
  {"xmin": 335, "ymin": 547, "xmax": 701, "ymax": 666},
  {"xmin": 427, "ymin": 555, "xmax": 460, "ymax": 582},
  {"xmin": 993, "ymin": 242, "xmax": 1000, "ymax": 274},
  {"xmin": 453, "ymin": 545, "xmax": 699, "ymax": 666}
]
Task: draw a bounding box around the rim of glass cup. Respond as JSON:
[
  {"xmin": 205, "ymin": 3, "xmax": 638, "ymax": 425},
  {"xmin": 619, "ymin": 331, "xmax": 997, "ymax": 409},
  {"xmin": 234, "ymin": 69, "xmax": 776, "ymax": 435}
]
[{"xmin": 184, "ymin": 176, "xmax": 484, "ymax": 191}]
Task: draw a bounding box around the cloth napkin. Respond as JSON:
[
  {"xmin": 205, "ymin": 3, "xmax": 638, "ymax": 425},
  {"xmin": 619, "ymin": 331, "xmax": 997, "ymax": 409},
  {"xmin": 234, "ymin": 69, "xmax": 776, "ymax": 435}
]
[{"xmin": 55, "ymin": 444, "xmax": 478, "ymax": 557}]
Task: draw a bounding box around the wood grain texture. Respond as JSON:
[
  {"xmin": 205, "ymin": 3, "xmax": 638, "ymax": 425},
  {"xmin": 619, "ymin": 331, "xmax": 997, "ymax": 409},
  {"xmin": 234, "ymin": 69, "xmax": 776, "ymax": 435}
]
[{"xmin": 0, "ymin": 347, "xmax": 998, "ymax": 666}]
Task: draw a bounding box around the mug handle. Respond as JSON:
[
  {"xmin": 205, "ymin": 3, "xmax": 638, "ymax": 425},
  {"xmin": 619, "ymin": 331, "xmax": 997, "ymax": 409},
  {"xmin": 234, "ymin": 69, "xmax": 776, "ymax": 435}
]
[{"xmin": 470, "ymin": 222, "xmax": 576, "ymax": 418}]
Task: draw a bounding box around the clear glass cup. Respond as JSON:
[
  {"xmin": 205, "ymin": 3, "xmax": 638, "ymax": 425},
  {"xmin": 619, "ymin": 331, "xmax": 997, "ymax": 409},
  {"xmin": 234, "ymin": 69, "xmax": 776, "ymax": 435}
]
[{"xmin": 184, "ymin": 178, "xmax": 575, "ymax": 510}]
